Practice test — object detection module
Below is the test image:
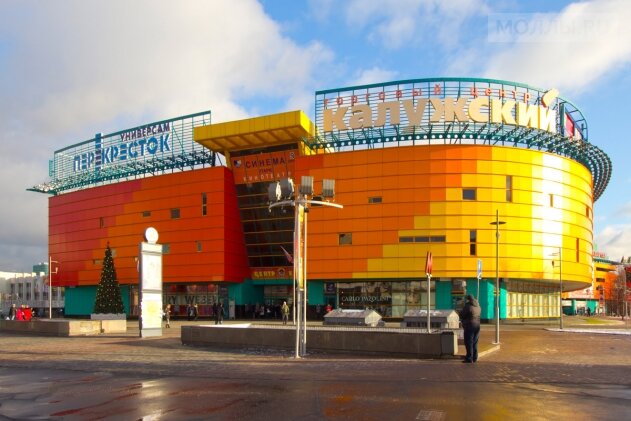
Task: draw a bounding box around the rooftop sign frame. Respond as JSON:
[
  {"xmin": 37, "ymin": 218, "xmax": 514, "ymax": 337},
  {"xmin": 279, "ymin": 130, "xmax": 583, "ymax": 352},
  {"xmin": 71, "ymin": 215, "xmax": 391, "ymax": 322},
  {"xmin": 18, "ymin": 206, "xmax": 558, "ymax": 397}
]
[
  {"xmin": 30, "ymin": 111, "xmax": 214, "ymax": 195},
  {"xmin": 310, "ymin": 77, "xmax": 611, "ymax": 201}
]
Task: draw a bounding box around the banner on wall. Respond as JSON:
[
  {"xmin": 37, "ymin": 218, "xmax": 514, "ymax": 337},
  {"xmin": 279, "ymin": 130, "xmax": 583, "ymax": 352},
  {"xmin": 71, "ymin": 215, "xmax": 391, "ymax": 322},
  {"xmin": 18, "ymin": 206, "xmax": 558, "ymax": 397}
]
[{"xmin": 232, "ymin": 149, "xmax": 297, "ymax": 184}]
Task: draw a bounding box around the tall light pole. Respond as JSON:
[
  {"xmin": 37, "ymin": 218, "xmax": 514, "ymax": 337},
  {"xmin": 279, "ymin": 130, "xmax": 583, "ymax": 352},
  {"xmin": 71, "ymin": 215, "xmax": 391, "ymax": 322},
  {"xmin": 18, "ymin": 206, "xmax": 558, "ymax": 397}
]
[
  {"xmin": 489, "ymin": 209, "xmax": 505, "ymax": 345},
  {"xmin": 269, "ymin": 176, "xmax": 342, "ymax": 358},
  {"xmin": 550, "ymin": 247, "xmax": 563, "ymax": 329},
  {"xmin": 48, "ymin": 256, "xmax": 59, "ymax": 319}
]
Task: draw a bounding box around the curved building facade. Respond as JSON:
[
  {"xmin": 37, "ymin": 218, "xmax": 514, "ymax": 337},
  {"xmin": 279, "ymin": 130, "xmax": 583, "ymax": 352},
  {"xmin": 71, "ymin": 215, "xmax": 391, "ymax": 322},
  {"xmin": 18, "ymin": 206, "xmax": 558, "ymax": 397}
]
[{"xmin": 32, "ymin": 78, "xmax": 611, "ymax": 320}]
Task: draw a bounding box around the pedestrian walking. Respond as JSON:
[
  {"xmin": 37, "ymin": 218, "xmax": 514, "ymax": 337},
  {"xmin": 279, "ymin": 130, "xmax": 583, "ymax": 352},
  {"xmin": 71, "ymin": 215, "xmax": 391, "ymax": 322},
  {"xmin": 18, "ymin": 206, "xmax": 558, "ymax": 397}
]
[
  {"xmin": 213, "ymin": 302, "xmax": 219, "ymax": 324},
  {"xmin": 459, "ymin": 294, "xmax": 481, "ymax": 363},
  {"xmin": 281, "ymin": 301, "xmax": 290, "ymax": 325},
  {"xmin": 217, "ymin": 302, "xmax": 224, "ymax": 324},
  {"xmin": 9, "ymin": 303, "xmax": 16, "ymax": 320},
  {"xmin": 193, "ymin": 304, "xmax": 199, "ymax": 321},
  {"xmin": 164, "ymin": 304, "xmax": 171, "ymax": 328}
]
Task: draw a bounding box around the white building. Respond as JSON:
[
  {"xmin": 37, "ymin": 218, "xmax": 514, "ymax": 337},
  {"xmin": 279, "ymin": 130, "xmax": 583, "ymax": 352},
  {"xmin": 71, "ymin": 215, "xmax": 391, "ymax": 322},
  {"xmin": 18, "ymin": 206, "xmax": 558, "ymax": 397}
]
[{"xmin": 0, "ymin": 266, "xmax": 65, "ymax": 318}]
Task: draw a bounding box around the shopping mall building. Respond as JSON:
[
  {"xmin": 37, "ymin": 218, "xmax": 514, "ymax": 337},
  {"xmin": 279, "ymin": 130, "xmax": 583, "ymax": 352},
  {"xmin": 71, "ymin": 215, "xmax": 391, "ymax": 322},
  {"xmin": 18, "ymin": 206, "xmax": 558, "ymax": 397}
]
[{"xmin": 30, "ymin": 77, "xmax": 612, "ymax": 321}]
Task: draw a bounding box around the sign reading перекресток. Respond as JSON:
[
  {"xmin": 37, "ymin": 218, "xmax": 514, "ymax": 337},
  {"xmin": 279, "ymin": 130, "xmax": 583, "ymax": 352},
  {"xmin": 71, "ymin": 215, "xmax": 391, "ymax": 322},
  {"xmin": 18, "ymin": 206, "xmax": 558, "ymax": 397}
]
[
  {"xmin": 73, "ymin": 122, "xmax": 172, "ymax": 172},
  {"xmin": 51, "ymin": 112, "xmax": 211, "ymax": 184}
]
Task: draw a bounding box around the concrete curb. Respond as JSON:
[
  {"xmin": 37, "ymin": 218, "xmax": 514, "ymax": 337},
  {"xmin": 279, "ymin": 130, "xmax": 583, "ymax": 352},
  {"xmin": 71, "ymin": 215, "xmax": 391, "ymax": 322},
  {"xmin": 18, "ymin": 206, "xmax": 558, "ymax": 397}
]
[{"xmin": 546, "ymin": 328, "xmax": 631, "ymax": 335}]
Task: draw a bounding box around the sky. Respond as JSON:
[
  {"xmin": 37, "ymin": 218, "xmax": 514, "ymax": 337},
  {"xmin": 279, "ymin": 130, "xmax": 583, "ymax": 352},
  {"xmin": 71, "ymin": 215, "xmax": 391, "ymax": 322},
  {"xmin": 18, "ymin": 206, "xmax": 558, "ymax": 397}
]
[{"xmin": 1, "ymin": 0, "xmax": 630, "ymax": 271}]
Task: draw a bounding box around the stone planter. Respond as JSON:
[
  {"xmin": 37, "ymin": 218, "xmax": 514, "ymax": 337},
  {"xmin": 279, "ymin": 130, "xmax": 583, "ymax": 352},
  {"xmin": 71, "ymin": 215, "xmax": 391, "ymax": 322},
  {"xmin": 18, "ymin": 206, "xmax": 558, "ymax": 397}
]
[
  {"xmin": 91, "ymin": 313, "xmax": 127, "ymax": 333},
  {"xmin": 90, "ymin": 313, "xmax": 126, "ymax": 320}
]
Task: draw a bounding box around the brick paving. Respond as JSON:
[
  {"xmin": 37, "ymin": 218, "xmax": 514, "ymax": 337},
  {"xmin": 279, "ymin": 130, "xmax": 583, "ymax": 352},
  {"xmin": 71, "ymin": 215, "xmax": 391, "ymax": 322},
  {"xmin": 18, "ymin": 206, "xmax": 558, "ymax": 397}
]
[{"xmin": 0, "ymin": 317, "xmax": 630, "ymax": 420}]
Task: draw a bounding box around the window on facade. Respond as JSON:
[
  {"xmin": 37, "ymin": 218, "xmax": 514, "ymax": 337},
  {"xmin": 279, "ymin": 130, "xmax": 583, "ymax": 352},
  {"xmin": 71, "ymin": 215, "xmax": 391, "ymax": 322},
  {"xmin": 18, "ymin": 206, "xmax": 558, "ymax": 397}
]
[
  {"xmin": 339, "ymin": 233, "xmax": 353, "ymax": 245},
  {"xmin": 549, "ymin": 194, "xmax": 554, "ymax": 207},
  {"xmin": 506, "ymin": 175, "xmax": 513, "ymax": 202},
  {"xmin": 368, "ymin": 196, "xmax": 382, "ymax": 204},
  {"xmin": 586, "ymin": 206, "xmax": 590, "ymax": 218},
  {"xmin": 202, "ymin": 193, "xmax": 207, "ymax": 216},
  {"xmin": 462, "ymin": 188, "xmax": 476, "ymax": 200},
  {"xmin": 399, "ymin": 235, "xmax": 446, "ymax": 243},
  {"xmin": 99, "ymin": 217, "xmax": 105, "ymax": 228},
  {"xmin": 142, "ymin": 210, "xmax": 151, "ymax": 218},
  {"xmin": 576, "ymin": 238, "xmax": 580, "ymax": 263},
  {"xmin": 469, "ymin": 229, "xmax": 477, "ymax": 256},
  {"xmin": 171, "ymin": 208, "xmax": 180, "ymax": 219},
  {"xmin": 163, "ymin": 244, "xmax": 170, "ymax": 254},
  {"xmin": 196, "ymin": 241, "xmax": 203, "ymax": 252}
]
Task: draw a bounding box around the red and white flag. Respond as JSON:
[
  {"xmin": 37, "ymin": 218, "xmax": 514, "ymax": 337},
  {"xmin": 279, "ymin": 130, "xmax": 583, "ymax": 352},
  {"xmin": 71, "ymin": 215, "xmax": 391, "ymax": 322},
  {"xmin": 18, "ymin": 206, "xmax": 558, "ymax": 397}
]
[{"xmin": 280, "ymin": 246, "xmax": 293, "ymax": 264}]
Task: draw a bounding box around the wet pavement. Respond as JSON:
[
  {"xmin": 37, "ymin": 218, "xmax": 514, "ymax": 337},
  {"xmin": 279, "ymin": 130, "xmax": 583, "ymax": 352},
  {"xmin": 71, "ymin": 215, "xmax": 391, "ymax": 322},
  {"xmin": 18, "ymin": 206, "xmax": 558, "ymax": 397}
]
[{"xmin": 0, "ymin": 317, "xmax": 630, "ymax": 420}]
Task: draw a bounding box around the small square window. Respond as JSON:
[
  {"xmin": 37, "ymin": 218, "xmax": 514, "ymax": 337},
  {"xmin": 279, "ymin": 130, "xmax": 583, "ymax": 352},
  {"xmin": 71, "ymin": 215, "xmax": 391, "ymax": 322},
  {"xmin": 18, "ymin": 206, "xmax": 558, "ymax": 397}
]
[
  {"xmin": 171, "ymin": 208, "xmax": 180, "ymax": 219},
  {"xmin": 142, "ymin": 211, "xmax": 151, "ymax": 218},
  {"xmin": 162, "ymin": 244, "xmax": 170, "ymax": 254},
  {"xmin": 368, "ymin": 196, "xmax": 382, "ymax": 204},
  {"xmin": 462, "ymin": 189, "xmax": 476, "ymax": 200},
  {"xmin": 339, "ymin": 233, "xmax": 352, "ymax": 245},
  {"xmin": 196, "ymin": 241, "xmax": 202, "ymax": 252},
  {"xmin": 99, "ymin": 217, "xmax": 105, "ymax": 228}
]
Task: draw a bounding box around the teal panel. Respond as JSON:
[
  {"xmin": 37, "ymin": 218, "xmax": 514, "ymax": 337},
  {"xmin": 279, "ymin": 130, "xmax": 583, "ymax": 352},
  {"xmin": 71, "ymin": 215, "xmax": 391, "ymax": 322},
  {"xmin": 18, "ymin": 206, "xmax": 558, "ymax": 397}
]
[
  {"xmin": 65, "ymin": 286, "xmax": 97, "ymax": 316},
  {"xmin": 500, "ymin": 282, "xmax": 507, "ymax": 319},
  {"xmin": 228, "ymin": 281, "xmax": 263, "ymax": 306},
  {"xmin": 251, "ymin": 279, "xmax": 293, "ymax": 286},
  {"xmin": 308, "ymin": 281, "xmax": 325, "ymax": 305},
  {"xmin": 477, "ymin": 279, "xmax": 496, "ymax": 320},
  {"xmin": 435, "ymin": 281, "xmax": 452, "ymax": 309},
  {"xmin": 65, "ymin": 285, "xmax": 131, "ymax": 317}
]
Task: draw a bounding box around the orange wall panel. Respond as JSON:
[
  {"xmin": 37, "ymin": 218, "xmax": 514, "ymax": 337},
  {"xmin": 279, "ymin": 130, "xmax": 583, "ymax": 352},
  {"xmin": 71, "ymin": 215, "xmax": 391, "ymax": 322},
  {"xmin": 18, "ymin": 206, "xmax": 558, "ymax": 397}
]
[{"xmin": 49, "ymin": 167, "xmax": 249, "ymax": 287}]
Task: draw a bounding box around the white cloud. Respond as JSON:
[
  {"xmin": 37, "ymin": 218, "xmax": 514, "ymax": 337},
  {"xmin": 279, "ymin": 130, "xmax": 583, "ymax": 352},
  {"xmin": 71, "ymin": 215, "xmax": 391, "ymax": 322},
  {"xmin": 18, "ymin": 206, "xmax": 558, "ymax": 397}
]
[
  {"xmin": 483, "ymin": 0, "xmax": 631, "ymax": 93},
  {"xmin": 594, "ymin": 225, "xmax": 631, "ymax": 261},
  {"xmin": 343, "ymin": 0, "xmax": 489, "ymax": 49},
  {"xmin": 352, "ymin": 67, "xmax": 399, "ymax": 86},
  {"xmin": 0, "ymin": 0, "xmax": 334, "ymax": 270}
]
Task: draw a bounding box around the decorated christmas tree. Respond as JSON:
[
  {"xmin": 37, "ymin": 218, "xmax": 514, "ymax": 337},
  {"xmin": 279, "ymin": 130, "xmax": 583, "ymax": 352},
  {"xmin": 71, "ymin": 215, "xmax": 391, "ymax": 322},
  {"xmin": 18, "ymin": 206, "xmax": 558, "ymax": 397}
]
[{"xmin": 93, "ymin": 244, "xmax": 125, "ymax": 314}]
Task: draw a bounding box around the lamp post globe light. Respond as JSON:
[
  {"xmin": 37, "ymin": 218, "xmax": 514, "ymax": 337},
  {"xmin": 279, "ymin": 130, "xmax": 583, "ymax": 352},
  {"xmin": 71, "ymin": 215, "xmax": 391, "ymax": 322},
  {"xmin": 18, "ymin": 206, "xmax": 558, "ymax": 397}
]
[
  {"xmin": 489, "ymin": 209, "xmax": 505, "ymax": 345},
  {"xmin": 268, "ymin": 176, "xmax": 343, "ymax": 358}
]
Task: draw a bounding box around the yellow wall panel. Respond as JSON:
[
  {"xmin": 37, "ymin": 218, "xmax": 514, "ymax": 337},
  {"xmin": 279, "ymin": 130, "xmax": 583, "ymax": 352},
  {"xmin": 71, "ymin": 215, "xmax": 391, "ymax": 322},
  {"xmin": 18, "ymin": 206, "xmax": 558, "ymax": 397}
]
[{"xmin": 300, "ymin": 144, "xmax": 594, "ymax": 288}]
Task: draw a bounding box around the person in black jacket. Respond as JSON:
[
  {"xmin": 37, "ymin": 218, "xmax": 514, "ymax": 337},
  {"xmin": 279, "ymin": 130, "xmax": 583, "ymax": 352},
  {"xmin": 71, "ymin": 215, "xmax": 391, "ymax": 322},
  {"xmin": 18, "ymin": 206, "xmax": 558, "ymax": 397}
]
[{"xmin": 459, "ymin": 295, "xmax": 481, "ymax": 363}]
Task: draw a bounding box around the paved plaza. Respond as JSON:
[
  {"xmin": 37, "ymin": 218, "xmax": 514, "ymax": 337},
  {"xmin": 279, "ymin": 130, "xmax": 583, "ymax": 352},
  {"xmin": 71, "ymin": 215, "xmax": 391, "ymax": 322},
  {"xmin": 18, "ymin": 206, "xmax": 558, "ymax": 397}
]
[{"xmin": 0, "ymin": 317, "xmax": 630, "ymax": 420}]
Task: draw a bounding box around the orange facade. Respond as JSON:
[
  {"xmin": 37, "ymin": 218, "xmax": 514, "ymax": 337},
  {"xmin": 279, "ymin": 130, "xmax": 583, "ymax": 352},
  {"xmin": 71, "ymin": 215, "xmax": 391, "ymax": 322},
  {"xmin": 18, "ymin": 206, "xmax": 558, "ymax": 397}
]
[
  {"xmin": 49, "ymin": 166, "xmax": 249, "ymax": 287},
  {"xmin": 50, "ymin": 143, "xmax": 594, "ymax": 293},
  {"xmin": 297, "ymin": 144, "xmax": 594, "ymax": 290}
]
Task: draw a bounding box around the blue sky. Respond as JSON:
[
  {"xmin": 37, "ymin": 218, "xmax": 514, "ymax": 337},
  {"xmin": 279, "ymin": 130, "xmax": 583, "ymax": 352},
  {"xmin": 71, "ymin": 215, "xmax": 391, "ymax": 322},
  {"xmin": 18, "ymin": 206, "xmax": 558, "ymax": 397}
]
[{"xmin": 0, "ymin": 0, "xmax": 630, "ymax": 271}]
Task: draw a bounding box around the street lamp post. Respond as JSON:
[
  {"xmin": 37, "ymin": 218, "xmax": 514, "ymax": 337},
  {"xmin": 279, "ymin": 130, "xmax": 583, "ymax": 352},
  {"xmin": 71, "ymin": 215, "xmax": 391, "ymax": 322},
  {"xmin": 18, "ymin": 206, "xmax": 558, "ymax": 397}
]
[
  {"xmin": 489, "ymin": 209, "xmax": 505, "ymax": 345},
  {"xmin": 269, "ymin": 176, "xmax": 342, "ymax": 358},
  {"xmin": 551, "ymin": 247, "xmax": 563, "ymax": 329},
  {"xmin": 48, "ymin": 256, "xmax": 59, "ymax": 319}
]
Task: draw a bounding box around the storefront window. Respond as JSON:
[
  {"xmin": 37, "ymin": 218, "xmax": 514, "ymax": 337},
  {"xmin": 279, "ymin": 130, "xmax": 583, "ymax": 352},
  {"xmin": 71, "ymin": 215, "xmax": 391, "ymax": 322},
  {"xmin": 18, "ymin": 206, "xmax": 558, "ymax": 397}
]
[
  {"xmin": 505, "ymin": 280, "xmax": 560, "ymax": 318},
  {"xmin": 333, "ymin": 281, "xmax": 428, "ymax": 317},
  {"xmin": 163, "ymin": 283, "xmax": 223, "ymax": 317}
]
